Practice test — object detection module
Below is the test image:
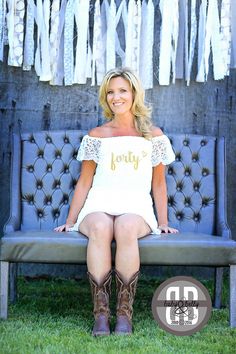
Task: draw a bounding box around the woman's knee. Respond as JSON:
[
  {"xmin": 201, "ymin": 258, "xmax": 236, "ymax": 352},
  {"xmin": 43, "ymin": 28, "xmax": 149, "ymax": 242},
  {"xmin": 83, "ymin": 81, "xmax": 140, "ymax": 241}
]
[
  {"xmin": 80, "ymin": 213, "xmax": 114, "ymax": 242},
  {"xmin": 114, "ymin": 214, "xmax": 150, "ymax": 243},
  {"xmin": 114, "ymin": 217, "xmax": 138, "ymax": 243}
]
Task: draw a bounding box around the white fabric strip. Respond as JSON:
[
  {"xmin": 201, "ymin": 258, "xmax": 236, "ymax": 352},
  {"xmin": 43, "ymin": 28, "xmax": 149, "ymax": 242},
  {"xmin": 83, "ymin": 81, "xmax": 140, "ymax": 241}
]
[
  {"xmin": 64, "ymin": 0, "xmax": 74, "ymax": 86},
  {"xmin": 231, "ymin": 0, "xmax": 236, "ymax": 68},
  {"xmin": 139, "ymin": 0, "xmax": 154, "ymax": 89},
  {"xmin": 35, "ymin": 0, "xmax": 52, "ymax": 81},
  {"xmin": 125, "ymin": 0, "xmax": 141, "ymax": 74},
  {"xmin": 73, "ymin": 0, "xmax": 90, "ymax": 84},
  {"xmin": 49, "ymin": 0, "xmax": 60, "ymax": 84},
  {"xmin": 204, "ymin": 0, "xmax": 225, "ymax": 81},
  {"xmin": 92, "ymin": 0, "xmax": 106, "ymax": 86},
  {"xmin": 114, "ymin": 0, "xmax": 127, "ymax": 67},
  {"xmin": 105, "ymin": 0, "xmax": 116, "ymax": 72},
  {"xmin": 0, "ymin": 0, "xmax": 7, "ymax": 61},
  {"xmin": 7, "ymin": 0, "xmax": 25, "ymax": 67},
  {"xmin": 220, "ymin": 0, "xmax": 231, "ymax": 76},
  {"xmin": 196, "ymin": 0, "xmax": 207, "ymax": 82},
  {"xmin": 158, "ymin": 0, "xmax": 179, "ymax": 85},
  {"xmin": 175, "ymin": 0, "xmax": 187, "ymax": 80},
  {"xmin": 186, "ymin": 0, "xmax": 197, "ymax": 86},
  {"xmin": 23, "ymin": 0, "xmax": 35, "ymax": 71}
]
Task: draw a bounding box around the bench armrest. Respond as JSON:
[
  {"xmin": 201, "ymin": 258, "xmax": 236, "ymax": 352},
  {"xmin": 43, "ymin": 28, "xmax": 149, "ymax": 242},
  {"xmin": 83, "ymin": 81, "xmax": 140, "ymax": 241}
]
[
  {"xmin": 3, "ymin": 134, "xmax": 21, "ymax": 234},
  {"xmin": 216, "ymin": 137, "xmax": 231, "ymax": 238}
]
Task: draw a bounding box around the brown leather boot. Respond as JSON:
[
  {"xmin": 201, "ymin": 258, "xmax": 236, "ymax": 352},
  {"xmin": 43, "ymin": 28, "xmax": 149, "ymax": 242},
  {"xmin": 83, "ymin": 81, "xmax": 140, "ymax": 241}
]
[
  {"xmin": 114, "ymin": 269, "xmax": 140, "ymax": 335},
  {"xmin": 87, "ymin": 270, "xmax": 112, "ymax": 336}
]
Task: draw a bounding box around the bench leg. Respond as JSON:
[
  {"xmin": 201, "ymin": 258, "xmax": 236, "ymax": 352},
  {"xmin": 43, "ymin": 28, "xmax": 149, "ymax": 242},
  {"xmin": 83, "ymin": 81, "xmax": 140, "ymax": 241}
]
[
  {"xmin": 214, "ymin": 267, "xmax": 224, "ymax": 308},
  {"xmin": 230, "ymin": 265, "xmax": 236, "ymax": 328},
  {"xmin": 9, "ymin": 263, "xmax": 18, "ymax": 304},
  {"xmin": 0, "ymin": 261, "xmax": 9, "ymax": 320}
]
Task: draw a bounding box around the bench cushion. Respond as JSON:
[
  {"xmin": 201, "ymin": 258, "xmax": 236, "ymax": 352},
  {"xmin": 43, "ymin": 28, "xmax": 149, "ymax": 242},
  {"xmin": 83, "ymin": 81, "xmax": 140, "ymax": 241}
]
[{"xmin": 1, "ymin": 231, "xmax": 236, "ymax": 265}]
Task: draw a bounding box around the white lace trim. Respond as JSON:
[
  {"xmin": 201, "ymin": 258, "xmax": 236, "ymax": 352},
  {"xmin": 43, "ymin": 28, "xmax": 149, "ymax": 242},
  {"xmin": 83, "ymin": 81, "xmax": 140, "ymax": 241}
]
[
  {"xmin": 77, "ymin": 134, "xmax": 175, "ymax": 166},
  {"xmin": 151, "ymin": 135, "xmax": 175, "ymax": 166},
  {"xmin": 77, "ymin": 135, "xmax": 101, "ymax": 163}
]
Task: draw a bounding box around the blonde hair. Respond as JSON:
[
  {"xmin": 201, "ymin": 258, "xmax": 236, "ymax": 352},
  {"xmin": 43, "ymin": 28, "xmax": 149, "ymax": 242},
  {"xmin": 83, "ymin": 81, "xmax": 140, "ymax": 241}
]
[{"xmin": 99, "ymin": 67, "xmax": 152, "ymax": 139}]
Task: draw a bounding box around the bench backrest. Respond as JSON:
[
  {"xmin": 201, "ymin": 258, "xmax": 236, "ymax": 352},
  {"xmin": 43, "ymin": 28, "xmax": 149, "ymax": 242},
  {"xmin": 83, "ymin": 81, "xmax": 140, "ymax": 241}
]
[{"xmin": 8, "ymin": 130, "xmax": 226, "ymax": 235}]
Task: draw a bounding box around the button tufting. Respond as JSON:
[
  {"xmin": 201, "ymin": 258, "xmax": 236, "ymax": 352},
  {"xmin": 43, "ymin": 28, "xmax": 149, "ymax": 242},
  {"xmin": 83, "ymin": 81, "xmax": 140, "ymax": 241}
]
[
  {"xmin": 202, "ymin": 168, "xmax": 209, "ymax": 177},
  {"xmin": 168, "ymin": 195, "xmax": 175, "ymax": 207},
  {"xmin": 183, "ymin": 139, "xmax": 189, "ymax": 146},
  {"xmin": 46, "ymin": 164, "xmax": 52, "ymax": 172},
  {"xmin": 27, "ymin": 165, "xmax": 34, "ymax": 173},
  {"xmin": 53, "ymin": 179, "xmax": 61, "ymax": 189},
  {"xmin": 193, "ymin": 212, "xmax": 201, "ymax": 222},
  {"xmin": 29, "ymin": 135, "xmax": 35, "ymax": 143},
  {"xmin": 175, "ymin": 152, "xmax": 181, "ymax": 161},
  {"xmin": 36, "ymin": 180, "xmax": 43, "ymax": 189},
  {"xmin": 168, "ymin": 167, "xmax": 174, "ymax": 175},
  {"xmin": 184, "ymin": 167, "xmax": 191, "ymax": 176},
  {"xmin": 44, "ymin": 195, "xmax": 52, "ymax": 205},
  {"xmin": 46, "ymin": 136, "xmax": 52, "ymax": 143},
  {"xmin": 184, "ymin": 197, "xmax": 191, "ymax": 207},
  {"xmin": 200, "ymin": 139, "xmax": 207, "ymax": 146},
  {"xmin": 192, "ymin": 153, "xmax": 199, "ymax": 162},
  {"xmin": 37, "ymin": 209, "xmax": 44, "ymax": 218},
  {"xmin": 193, "ymin": 181, "xmax": 201, "ymax": 191},
  {"xmin": 53, "ymin": 209, "xmax": 60, "ymax": 218},
  {"xmin": 37, "ymin": 149, "xmax": 44, "ymax": 158},
  {"xmin": 176, "ymin": 211, "xmax": 184, "ymax": 220},
  {"xmin": 63, "ymin": 164, "xmax": 69, "ymax": 174},
  {"xmin": 55, "ymin": 150, "xmax": 62, "ymax": 159},
  {"xmin": 64, "ymin": 136, "xmax": 69, "ymax": 143},
  {"xmin": 176, "ymin": 181, "xmax": 183, "ymax": 191}
]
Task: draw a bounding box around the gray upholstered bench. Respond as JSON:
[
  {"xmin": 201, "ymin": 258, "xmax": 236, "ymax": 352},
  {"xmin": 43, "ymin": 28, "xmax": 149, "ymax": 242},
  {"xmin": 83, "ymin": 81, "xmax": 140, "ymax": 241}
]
[{"xmin": 1, "ymin": 130, "xmax": 236, "ymax": 327}]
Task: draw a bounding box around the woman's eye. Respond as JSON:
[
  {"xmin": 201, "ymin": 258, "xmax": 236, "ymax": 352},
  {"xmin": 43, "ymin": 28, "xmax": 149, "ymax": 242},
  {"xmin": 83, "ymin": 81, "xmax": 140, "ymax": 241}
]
[{"xmin": 107, "ymin": 91, "xmax": 113, "ymax": 95}]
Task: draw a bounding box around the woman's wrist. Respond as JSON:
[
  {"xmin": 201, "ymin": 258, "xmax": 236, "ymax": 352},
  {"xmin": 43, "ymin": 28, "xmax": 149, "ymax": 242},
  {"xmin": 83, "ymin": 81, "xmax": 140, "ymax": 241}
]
[
  {"xmin": 158, "ymin": 223, "xmax": 168, "ymax": 228},
  {"xmin": 66, "ymin": 219, "xmax": 75, "ymax": 225}
]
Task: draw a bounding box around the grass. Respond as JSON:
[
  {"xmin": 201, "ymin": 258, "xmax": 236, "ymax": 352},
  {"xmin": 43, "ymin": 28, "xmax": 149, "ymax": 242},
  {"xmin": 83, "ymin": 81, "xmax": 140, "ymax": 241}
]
[{"xmin": 0, "ymin": 274, "xmax": 236, "ymax": 354}]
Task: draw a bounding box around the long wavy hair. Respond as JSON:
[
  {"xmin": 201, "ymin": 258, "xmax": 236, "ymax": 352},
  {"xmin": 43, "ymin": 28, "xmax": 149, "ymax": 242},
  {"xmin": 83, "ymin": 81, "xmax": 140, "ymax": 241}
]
[{"xmin": 99, "ymin": 67, "xmax": 152, "ymax": 139}]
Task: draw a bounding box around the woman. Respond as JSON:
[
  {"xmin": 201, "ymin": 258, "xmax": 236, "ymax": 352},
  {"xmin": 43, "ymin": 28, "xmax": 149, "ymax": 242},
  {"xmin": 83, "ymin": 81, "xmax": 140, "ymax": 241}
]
[{"xmin": 55, "ymin": 67, "xmax": 178, "ymax": 336}]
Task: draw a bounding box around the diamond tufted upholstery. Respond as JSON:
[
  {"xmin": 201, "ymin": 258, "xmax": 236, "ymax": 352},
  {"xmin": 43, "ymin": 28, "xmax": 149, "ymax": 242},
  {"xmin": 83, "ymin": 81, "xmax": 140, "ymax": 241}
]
[{"xmin": 1, "ymin": 130, "xmax": 236, "ymax": 326}]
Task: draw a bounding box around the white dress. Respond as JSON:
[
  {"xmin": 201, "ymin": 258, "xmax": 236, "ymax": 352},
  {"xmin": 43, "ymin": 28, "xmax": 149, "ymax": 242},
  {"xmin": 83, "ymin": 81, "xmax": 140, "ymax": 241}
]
[{"xmin": 71, "ymin": 135, "xmax": 175, "ymax": 235}]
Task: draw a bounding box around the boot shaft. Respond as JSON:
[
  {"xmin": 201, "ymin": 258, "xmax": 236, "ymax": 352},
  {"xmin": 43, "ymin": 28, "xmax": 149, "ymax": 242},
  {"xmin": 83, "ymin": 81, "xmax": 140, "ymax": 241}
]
[
  {"xmin": 88, "ymin": 270, "xmax": 112, "ymax": 319},
  {"xmin": 115, "ymin": 270, "xmax": 140, "ymax": 320}
]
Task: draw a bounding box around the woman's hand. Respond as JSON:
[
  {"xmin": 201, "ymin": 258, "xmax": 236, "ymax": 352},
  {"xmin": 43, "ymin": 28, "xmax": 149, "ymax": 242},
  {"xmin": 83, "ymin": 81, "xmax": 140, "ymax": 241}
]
[
  {"xmin": 158, "ymin": 224, "xmax": 179, "ymax": 234},
  {"xmin": 54, "ymin": 222, "xmax": 74, "ymax": 232}
]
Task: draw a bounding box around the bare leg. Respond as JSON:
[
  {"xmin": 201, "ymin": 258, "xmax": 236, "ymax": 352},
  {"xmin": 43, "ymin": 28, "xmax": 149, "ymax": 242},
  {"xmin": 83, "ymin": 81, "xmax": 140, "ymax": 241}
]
[
  {"xmin": 114, "ymin": 213, "xmax": 151, "ymax": 282},
  {"xmin": 79, "ymin": 212, "xmax": 114, "ymax": 284}
]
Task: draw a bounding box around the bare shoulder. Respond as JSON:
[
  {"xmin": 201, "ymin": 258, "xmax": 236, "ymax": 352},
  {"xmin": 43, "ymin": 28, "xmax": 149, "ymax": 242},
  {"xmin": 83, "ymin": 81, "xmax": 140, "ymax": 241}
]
[
  {"xmin": 88, "ymin": 123, "xmax": 113, "ymax": 138},
  {"xmin": 151, "ymin": 126, "xmax": 164, "ymax": 138},
  {"xmin": 88, "ymin": 126, "xmax": 106, "ymax": 138}
]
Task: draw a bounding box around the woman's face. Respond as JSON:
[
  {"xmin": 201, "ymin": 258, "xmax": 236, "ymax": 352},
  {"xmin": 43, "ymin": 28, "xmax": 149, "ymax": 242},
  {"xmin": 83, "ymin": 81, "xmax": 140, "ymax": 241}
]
[{"xmin": 106, "ymin": 76, "xmax": 133, "ymax": 116}]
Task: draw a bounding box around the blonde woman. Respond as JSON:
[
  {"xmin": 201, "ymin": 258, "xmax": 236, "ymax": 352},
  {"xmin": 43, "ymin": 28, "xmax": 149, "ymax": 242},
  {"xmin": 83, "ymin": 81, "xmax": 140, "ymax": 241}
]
[{"xmin": 55, "ymin": 67, "xmax": 178, "ymax": 336}]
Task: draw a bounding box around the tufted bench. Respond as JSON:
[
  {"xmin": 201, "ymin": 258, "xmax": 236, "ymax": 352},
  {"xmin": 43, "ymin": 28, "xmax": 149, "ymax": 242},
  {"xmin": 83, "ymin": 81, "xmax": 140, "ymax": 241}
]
[{"xmin": 1, "ymin": 130, "xmax": 236, "ymax": 327}]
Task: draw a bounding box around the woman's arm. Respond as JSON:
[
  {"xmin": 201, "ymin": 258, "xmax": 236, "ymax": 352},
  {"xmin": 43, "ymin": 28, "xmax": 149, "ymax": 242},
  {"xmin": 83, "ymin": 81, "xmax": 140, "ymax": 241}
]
[
  {"xmin": 54, "ymin": 160, "xmax": 96, "ymax": 232},
  {"xmin": 152, "ymin": 163, "xmax": 178, "ymax": 234}
]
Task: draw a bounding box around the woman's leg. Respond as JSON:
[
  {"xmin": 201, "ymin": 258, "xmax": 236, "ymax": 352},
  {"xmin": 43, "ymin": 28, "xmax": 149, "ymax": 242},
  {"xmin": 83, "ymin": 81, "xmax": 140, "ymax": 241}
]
[
  {"xmin": 114, "ymin": 213, "xmax": 151, "ymax": 281},
  {"xmin": 79, "ymin": 212, "xmax": 114, "ymax": 284},
  {"xmin": 79, "ymin": 212, "xmax": 114, "ymax": 336},
  {"xmin": 113, "ymin": 214, "xmax": 151, "ymax": 334}
]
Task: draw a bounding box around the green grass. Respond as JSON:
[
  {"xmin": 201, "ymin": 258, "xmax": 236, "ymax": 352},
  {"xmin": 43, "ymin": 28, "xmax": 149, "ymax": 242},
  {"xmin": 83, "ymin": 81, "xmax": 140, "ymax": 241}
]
[{"xmin": 0, "ymin": 274, "xmax": 236, "ymax": 354}]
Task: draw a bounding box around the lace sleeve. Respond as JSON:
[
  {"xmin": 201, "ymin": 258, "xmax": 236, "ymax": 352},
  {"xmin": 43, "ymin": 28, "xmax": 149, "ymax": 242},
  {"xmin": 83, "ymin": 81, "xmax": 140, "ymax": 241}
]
[
  {"xmin": 151, "ymin": 135, "xmax": 175, "ymax": 166},
  {"xmin": 77, "ymin": 135, "xmax": 101, "ymax": 163}
]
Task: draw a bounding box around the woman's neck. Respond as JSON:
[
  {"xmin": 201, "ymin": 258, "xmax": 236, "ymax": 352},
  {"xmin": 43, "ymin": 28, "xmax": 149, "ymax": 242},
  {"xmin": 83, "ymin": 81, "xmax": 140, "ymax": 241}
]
[{"xmin": 111, "ymin": 113, "xmax": 135, "ymax": 129}]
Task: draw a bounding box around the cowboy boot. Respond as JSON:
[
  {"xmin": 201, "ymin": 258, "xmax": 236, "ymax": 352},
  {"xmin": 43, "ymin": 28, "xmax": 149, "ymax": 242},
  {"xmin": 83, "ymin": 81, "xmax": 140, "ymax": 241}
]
[
  {"xmin": 114, "ymin": 269, "xmax": 140, "ymax": 335},
  {"xmin": 87, "ymin": 270, "xmax": 112, "ymax": 336}
]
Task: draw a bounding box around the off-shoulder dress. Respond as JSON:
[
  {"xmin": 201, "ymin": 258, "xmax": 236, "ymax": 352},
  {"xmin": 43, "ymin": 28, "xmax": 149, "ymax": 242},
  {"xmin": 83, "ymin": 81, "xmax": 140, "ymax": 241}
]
[{"xmin": 70, "ymin": 135, "xmax": 175, "ymax": 235}]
